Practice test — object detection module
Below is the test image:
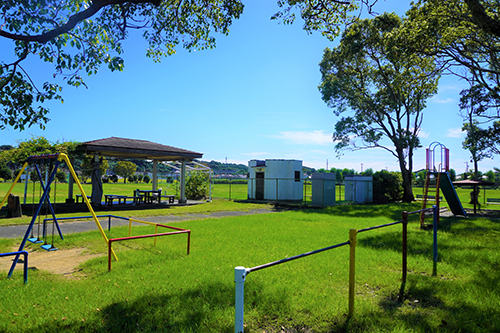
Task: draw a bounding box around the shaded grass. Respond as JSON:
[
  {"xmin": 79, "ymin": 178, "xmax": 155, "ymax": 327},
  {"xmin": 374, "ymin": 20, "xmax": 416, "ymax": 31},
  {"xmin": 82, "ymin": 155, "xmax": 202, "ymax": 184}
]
[{"xmin": 0, "ymin": 203, "xmax": 499, "ymax": 332}]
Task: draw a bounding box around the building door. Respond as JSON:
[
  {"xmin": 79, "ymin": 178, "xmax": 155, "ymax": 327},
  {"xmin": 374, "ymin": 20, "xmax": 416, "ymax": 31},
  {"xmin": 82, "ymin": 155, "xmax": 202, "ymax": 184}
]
[{"xmin": 256, "ymin": 172, "xmax": 265, "ymax": 200}]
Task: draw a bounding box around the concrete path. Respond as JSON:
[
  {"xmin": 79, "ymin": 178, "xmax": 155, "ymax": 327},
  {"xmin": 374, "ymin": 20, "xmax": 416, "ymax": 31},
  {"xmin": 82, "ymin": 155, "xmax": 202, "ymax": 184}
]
[{"xmin": 0, "ymin": 208, "xmax": 276, "ymax": 239}]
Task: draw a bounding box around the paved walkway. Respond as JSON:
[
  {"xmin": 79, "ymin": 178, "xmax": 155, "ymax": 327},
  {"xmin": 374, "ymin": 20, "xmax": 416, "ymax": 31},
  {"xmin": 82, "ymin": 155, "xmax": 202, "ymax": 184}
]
[{"xmin": 0, "ymin": 209, "xmax": 276, "ymax": 239}]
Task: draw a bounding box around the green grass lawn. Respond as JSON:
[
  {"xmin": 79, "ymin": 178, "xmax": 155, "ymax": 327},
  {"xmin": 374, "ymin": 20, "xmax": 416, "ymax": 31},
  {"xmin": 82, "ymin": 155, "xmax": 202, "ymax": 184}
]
[
  {"xmin": 0, "ymin": 202, "xmax": 499, "ymax": 332},
  {"xmin": 3, "ymin": 179, "xmax": 499, "ymax": 210}
]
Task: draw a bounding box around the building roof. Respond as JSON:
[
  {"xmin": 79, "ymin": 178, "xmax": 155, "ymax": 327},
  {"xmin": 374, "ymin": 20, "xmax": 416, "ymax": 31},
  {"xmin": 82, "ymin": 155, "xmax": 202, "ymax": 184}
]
[
  {"xmin": 453, "ymin": 179, "xmax": 495, "ymax": 186},
  {"xmin": 80, "ymin": 137, "xmax": 203, "ymax": 161}
]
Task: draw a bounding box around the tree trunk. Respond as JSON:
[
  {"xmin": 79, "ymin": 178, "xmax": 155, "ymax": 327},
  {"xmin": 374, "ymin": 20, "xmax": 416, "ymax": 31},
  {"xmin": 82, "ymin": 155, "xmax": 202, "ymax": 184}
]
[
  {"xmin": 401, "ymin": 169, "xmax": 415, "ymax": 203},
  {"xmin": 397, "ymin": 147, "xmax": 415, "ymax": 203}
]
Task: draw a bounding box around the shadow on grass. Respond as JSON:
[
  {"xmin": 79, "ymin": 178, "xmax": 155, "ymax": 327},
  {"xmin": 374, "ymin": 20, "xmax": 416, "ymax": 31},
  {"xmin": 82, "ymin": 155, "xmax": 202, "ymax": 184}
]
[
  {"xmin": 377, "ymin": 275, "xmax": 500, "ymax": 332},
  {"xmin": 298, "ymin": 203, "xmax": 422, "ymax": 221},
  {"xmin": 28, "ymin": 281, "xmax": 233, "ymax": 332},
  {"xmin": 30, "ymin": 280, "xmax": 291, "ymax": 333},
  {"xmin": 353, "ymin": 215, "xmax": 500, "ymax": 332}
]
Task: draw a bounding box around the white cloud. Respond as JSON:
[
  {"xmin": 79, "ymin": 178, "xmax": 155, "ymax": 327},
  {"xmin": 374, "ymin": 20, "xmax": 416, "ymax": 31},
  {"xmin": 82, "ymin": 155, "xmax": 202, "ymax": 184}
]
[
  {"xmin": 447, "ymin": 127, "xmax": 464, "ymax": 138},
  {"xmin": 272, "ymin": 130, "xmax": 333, "ymax": 145},
  {"xmin": 310, "ymin": 149, "xmax": 330, "ymax": 155},
  {"xmin": 430, "ymin": 97, "xmax": 455, "ymax": 104},
  {"xmin": 417, "ymin": 129, "xmax": 430, "ymax": 138}
]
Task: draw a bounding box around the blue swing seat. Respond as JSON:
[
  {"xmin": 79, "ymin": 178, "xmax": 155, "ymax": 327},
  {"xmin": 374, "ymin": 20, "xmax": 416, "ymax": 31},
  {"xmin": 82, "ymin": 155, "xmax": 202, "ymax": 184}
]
[
  {"xmin": 41, "ymin": 244, "xmax": 58, "ymax": 251},
  {"xmin": 28, "ymin": 237, "xmax": 43, "ymax": 244}
]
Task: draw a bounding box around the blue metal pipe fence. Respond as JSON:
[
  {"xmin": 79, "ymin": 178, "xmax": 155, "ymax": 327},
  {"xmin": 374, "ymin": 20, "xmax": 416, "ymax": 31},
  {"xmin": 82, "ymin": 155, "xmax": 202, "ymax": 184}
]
[
  {"xmin": 1, "ymin": 251, "xmax": 28, "ymax": 284},
  {"xmin": 234, "ymin": 206, "xmax": 438, "ymax": 332}
]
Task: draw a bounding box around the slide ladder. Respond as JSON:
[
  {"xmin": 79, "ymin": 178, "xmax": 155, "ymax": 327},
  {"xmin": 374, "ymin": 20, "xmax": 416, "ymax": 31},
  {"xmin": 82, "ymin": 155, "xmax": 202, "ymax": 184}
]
[{"xmin": 420, "ymin": 171, "xmax": 442, "ymax": 227}]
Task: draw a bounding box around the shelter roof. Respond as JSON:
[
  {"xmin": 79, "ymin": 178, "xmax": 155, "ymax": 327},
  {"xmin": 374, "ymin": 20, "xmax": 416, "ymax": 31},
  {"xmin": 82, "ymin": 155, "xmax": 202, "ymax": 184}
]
[
  {"xmin": 453, "ymin": 179, "xmax": 495, "ymax": 186},
  {"xmin": 80, "ymin": 137, "xmax": 203, "ymax": 161}
]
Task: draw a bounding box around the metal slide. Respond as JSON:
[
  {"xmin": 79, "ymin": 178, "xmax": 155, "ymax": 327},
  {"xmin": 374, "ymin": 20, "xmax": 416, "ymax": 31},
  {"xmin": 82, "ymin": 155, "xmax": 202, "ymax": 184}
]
[{"xmin": 439, "ymin": 172, "xmax": 467, "ymax": 216}]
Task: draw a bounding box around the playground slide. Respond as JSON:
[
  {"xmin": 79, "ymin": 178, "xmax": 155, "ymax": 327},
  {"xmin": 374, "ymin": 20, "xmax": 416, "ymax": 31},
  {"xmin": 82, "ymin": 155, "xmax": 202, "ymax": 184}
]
[{"xmin": 439, "ymin": 172, "xmax": 467, "ymax": 216}]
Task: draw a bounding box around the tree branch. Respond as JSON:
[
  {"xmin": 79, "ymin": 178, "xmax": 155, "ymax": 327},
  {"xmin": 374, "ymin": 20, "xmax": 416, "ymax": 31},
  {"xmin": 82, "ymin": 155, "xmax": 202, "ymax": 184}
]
[
  {"xmin": 0, "ymin": 41, "xmax": 29, "ymax": 90},
  {"xmin": 0, "ymin": 0, "xmax": 161, "ymax": 44},
  {"xmin": 464, "ymin": 0, "xmax": 500, "ymax": 38}
]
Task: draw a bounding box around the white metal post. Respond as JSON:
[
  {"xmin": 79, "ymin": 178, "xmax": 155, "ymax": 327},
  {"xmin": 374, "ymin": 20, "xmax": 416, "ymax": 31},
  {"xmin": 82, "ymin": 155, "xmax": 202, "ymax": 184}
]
[{"xmin": 235, "ymin": 266, "xmax": 248, "ymax": 333}]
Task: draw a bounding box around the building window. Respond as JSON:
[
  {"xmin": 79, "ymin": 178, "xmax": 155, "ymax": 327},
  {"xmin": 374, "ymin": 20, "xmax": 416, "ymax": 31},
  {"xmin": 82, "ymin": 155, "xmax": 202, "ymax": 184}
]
[{"xmin": 295, "ymin": 171, "xmax": 300, "ymax": 182}]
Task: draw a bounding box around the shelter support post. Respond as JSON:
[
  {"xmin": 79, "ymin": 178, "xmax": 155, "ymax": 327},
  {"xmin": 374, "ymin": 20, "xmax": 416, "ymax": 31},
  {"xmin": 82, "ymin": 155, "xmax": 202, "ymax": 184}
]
[
  {"xmin": 152, "ymin": 160, "xmax": 158, "ymax": 191},
  {"xmin": 179, "ymin": 160, "xmax": 187, "ymax": 204},
  {"xmin": 66, "ymin": 164, "xmax": 75, "ymax": 203},
  {"xmin": 23, "ymin": 168, "xmax": 29, "ymax": 204}
]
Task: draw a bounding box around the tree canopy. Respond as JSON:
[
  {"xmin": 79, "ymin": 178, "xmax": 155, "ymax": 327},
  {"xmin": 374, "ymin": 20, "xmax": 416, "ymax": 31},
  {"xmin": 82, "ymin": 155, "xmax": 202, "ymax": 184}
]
[
  {"xmin": 0, "ymin": 0, "xmax": 243, "ymax": 130},
  {"xmin": 114, "ymin": 160, "xmax": 137, "ymax": 183},
  {"xmin": 0, "ymin": 136, "xmax": 81, "ymax": 166},
  {"xmin": 318, "ymin": 13, "xmax": 440, "ymax": 202}
]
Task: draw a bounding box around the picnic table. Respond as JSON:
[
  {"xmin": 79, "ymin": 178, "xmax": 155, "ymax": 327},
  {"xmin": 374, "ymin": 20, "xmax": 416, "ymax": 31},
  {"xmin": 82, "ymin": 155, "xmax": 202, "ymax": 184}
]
[
  {"xmin": 104, "ymin": 194, "xmax": 143, "ymax": 206},
  {"xmin": 75, "ymin": 195, "xmax": 91, "ymax": 203},
  {"xmin": 162, "ymin": 195, "xmax": 176, "ymax": 204},
  {"xmin": 135, "ymin": 189, "xmax": 162, "ymax": 204}
]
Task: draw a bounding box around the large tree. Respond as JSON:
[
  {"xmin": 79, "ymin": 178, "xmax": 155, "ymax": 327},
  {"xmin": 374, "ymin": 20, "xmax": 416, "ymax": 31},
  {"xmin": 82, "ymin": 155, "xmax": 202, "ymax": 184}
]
[
  {"xmin": 0, "ymin": 0, "xmax": 243, "ymax": 130},
  {"xmin": 114, "ymin": 160, "xmax": 137, "ymax": 183},
  {"xmin": 459, "ymin": 83, "xmax": 500, "ymax": 179},
  {"xmin": 276, "ymin": 0, "xmax": 500, "ymax": 41},
  {"xmin": 403, "ymin": 0, "xmax": 500, "ymax": 168},
  {"xmin": 318, "ymin": 13, "xmax": 440, "ymax": 202}
]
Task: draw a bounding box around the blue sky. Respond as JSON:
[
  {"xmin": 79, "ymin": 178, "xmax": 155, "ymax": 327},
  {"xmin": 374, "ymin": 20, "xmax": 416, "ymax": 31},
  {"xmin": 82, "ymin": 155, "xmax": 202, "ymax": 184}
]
[{"xmin": 2, "ymin": 1, "xmax": 496, "ymax": 174}]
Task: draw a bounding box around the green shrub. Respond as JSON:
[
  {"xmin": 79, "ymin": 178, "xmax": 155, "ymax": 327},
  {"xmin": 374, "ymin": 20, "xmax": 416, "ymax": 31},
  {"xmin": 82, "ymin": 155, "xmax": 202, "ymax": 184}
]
[
  {"xmin": 0, "ymin": 162, "xmax": 12, "ymax": 181},
  {"xmin": 56, "ymin": 170, "xmax": 67, "ymax": 183},
  {"xmin": 143, "ymin": 175, "xmax": 150, "ymax": 183},
  {"xmin": 373, "ymin": 170, "xmax": 403, "ymax": 203},
  {"xmin": 186, "ymin": 171, "xmax": 209, "ymax": 200}
]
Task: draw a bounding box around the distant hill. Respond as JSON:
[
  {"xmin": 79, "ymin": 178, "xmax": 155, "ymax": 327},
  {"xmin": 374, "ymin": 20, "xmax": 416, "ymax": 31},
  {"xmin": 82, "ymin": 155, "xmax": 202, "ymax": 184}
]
[
  {"xmin": 202, "ymin": 160, "xmax": 248, "ymax": 175},
  {"xmin": 201, "ymin": 160, "xmax": 316, "ymax": 175},
  {"xmin": 104, "ymin": 158, "xmax": 315, "ymax": 176}
]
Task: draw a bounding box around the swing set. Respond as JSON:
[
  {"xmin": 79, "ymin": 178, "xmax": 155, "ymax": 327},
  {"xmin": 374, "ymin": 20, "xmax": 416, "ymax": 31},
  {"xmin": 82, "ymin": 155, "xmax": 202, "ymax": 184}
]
[{"xmin": 1, "ymin": 153, "xmax": 116, "ymax": 279}]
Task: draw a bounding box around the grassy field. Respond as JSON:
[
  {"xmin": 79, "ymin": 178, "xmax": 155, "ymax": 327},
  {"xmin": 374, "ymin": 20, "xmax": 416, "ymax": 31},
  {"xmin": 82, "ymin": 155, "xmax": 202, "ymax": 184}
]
[
  {"xmin": 2, "ymin": 179, "xmax": 499, "ymax": 210},
  {"xmin": 0, "ymin": 201, "xmax": 499, "ymax": 332}
]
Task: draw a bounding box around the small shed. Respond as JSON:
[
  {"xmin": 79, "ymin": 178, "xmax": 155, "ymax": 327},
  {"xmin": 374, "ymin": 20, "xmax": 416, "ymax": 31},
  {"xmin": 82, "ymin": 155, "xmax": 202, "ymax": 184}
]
[
  {"xmin": 311, "ymin": 173, "xmax": 336, "ymax": 207},
  {"xmin": 248, "ymin": 159, "xmax": 303, "ymax": 201},
  {"xmin": 344, "ymin": 175, "xmax": 373, "ymax": 204}
]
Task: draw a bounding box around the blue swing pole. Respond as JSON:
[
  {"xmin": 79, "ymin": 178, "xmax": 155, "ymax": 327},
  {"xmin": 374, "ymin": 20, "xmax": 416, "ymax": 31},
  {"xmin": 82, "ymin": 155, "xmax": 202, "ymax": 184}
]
[
  {"xmin": 8, "ymin": 166, "xmax": 56, "ymax": 278},
  {"xmin": 8, "ymin": 156, "xmax": 65, "ymax": 276}
]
